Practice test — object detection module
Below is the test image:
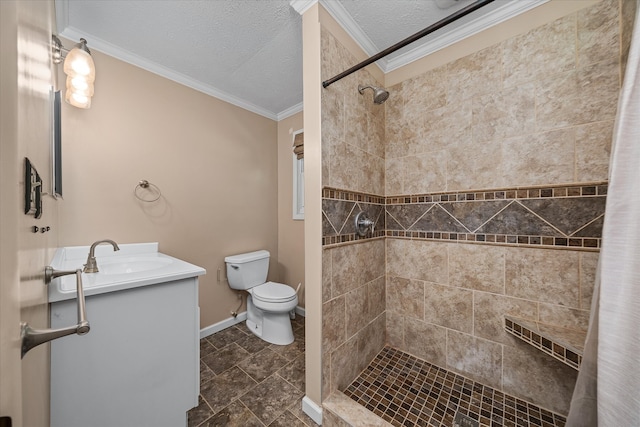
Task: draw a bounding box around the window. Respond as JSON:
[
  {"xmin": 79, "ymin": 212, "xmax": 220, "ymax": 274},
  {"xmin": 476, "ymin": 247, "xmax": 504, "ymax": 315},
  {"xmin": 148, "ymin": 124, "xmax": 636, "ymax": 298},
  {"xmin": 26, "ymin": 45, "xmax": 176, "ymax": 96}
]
[{"xmin": 292, "ymin": 129, "xmax": 304, "ymax": 220}]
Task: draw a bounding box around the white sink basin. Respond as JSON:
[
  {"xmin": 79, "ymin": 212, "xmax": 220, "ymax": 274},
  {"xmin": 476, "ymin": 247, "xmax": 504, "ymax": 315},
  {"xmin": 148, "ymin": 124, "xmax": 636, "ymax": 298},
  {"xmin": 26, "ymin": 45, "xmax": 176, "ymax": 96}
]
[
  {"xmin": 99, "ymin": 256, "xmax": 173, "ymax": 275},
  {"xmin": 48, "ymin": 243, "xmax": 206, "ymax": 302}
]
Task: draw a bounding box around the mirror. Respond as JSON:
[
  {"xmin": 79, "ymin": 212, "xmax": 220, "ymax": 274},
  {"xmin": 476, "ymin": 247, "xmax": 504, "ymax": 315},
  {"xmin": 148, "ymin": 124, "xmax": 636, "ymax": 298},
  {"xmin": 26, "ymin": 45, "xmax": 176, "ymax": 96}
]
[{"xmin": 51, "ymin": 88, "xmax": 62, "ymax": 198}]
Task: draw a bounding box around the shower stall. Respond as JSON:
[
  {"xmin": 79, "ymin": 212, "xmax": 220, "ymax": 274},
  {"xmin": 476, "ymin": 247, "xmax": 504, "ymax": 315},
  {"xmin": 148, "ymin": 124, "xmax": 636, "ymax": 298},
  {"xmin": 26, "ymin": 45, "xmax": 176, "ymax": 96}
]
[{"xmin": 311, "ymin": 0, "xmax": 636, "ymax": 425}]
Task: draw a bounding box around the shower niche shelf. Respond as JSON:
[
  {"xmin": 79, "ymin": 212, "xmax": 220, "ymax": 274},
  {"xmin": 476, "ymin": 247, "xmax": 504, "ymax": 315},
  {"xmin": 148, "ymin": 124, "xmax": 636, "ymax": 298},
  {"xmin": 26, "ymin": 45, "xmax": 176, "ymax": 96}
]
[{"xmin": 505, "ymin": 316, "xmax": 586, "ymax": 371}]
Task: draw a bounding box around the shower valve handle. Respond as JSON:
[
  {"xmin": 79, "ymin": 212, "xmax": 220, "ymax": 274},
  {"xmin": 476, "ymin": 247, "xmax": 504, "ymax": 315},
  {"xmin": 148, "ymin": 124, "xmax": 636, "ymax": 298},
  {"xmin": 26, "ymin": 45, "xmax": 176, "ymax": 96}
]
[{"xmin": 355, "ymin": 211, "xmax": 375, "ymax": 237}]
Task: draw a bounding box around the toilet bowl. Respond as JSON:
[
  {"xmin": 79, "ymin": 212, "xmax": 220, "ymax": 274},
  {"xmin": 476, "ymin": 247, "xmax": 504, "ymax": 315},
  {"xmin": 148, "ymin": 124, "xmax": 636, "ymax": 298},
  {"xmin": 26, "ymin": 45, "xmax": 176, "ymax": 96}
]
[{"xmin": 225, "ymin": 251, "xmax": 298, "ymax": 345}]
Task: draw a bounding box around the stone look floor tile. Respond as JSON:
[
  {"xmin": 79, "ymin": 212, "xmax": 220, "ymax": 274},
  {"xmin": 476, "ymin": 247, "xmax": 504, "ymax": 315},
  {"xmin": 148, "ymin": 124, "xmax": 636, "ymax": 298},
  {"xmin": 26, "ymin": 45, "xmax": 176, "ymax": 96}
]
[
  {"xmin": 202, "ymin": 342, "xmax": 250, "ymax": 374},
  {"xmin": 187, "ymin": 395, "xmax": 213, "ymax": 427},
  {"xmin": 278, "ymin": 353, "xmax": 306, "ymax": 392},
  {"xmin": 198, "ymin": 320, "xmax": 316, "ymax": 426},
  {"xmin": 269, "ymin": 409, "xmax": 309, "ymax": 427},
  {"xmin": 200, "ymin": 366, "xmax": 257, "ymax": 414},
  {"xmin": 206, "ymin": 325, "xmax": 247, "ymax": 349},
  {"xmin": 201, "ymin": 400, "xmax": 263, "ymax": 427},
  {"xmin": 240, "ymin": 374, "xmax": 305, "ymax": 425},
  {"xmin": 237, "ymin": 347, "xmax": 289, "ymax": 383}
]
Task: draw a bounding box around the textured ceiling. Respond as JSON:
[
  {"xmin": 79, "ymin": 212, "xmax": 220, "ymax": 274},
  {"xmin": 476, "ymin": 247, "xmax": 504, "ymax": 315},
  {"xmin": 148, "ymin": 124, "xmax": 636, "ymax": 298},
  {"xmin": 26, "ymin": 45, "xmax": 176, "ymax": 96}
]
[{"xmin": 55, "ymin": 0, "xmax": 546, "ymax": 121}]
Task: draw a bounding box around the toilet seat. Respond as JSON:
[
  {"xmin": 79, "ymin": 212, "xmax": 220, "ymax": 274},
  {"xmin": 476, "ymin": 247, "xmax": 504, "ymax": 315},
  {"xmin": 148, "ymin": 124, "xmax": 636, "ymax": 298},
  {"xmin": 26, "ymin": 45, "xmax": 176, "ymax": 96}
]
[{"xmin": 251, "ymin": 282, "xmax": 296, "ymax": 303}]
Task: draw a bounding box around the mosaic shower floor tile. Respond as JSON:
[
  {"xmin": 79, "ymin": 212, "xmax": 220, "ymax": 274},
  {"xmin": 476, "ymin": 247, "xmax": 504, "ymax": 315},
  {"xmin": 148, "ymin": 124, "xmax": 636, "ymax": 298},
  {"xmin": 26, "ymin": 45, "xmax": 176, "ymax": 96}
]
[{"xmin": 344, "ymin": 347, "xmax": 567, "ymax": 427}]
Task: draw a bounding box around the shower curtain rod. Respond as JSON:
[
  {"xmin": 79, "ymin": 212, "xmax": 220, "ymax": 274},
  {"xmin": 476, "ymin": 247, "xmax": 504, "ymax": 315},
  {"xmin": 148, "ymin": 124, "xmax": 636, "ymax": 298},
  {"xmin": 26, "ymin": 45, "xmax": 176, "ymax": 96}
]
[{"xmin": 322, "ymin": 0, "xmax": 495, "ymax": 88}]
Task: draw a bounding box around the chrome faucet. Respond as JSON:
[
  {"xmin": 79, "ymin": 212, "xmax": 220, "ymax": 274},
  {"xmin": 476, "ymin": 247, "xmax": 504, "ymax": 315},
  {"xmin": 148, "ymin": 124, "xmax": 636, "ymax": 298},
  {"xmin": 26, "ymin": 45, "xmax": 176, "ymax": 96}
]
[{"xmin": 83, "ymin": 239, "xmax": 120, "ymax": 273}]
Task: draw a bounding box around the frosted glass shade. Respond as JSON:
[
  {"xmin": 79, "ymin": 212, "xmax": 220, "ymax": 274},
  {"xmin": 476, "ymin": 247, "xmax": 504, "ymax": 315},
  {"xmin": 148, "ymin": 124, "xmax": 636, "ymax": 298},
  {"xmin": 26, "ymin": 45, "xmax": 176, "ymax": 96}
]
[{"xmin": 62, "ymin": 41, "xmax": 95, "ymax": 109}]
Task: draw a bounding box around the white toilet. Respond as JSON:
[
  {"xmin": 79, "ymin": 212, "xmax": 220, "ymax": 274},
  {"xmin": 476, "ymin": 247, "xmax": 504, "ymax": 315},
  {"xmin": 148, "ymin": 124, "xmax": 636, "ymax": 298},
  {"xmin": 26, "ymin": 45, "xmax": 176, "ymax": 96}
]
[{"xmin": 225, "ymin": 250, "xmax": 298, "ymax": 345}]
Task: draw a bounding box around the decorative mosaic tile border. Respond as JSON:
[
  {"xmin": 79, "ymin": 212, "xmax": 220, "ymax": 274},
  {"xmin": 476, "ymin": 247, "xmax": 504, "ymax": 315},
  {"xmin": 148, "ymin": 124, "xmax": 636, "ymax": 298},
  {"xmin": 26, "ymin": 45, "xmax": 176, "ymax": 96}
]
[
  {"xmin": 322, "ymin": 183, "xmax": 606, "ymax": 249},
  {"xmin": 505, "ymin": 317, "xmax": 585, "ymax": 371},
  {"xmin": 344, "ymin": 346, "xmax": 567, "ymax": 427},
  {"xmin": 386, "ymin": 183, "xmax": 608, "ymax": 204}
]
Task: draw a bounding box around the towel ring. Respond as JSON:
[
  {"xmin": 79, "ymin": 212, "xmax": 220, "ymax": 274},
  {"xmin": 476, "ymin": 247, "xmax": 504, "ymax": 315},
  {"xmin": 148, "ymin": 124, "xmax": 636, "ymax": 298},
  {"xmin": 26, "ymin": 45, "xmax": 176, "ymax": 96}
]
[{"xmin": 134, "ymin": 180, "xmax": 161, "ymax": 202}]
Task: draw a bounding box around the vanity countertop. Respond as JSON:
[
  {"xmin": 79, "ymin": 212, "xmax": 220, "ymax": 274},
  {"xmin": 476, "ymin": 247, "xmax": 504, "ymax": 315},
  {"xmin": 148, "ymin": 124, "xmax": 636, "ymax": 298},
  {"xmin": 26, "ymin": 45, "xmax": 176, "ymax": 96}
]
[{"xmin": 49, "ymin": 242, "xmax": 206, "ymax": 302}]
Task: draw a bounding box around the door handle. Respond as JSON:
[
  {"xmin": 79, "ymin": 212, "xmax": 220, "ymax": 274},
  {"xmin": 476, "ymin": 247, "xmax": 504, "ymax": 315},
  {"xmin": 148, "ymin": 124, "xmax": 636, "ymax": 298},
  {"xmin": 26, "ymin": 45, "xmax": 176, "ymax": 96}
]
[{"xmin": 20, "ymin": 267, "xmax": 90, "ymax": 358}]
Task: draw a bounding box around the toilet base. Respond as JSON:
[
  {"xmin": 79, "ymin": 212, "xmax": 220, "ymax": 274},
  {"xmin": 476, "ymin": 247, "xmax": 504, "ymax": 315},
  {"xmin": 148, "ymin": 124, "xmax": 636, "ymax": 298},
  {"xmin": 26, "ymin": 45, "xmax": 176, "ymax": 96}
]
[{"xmin": 246, "ymin": 296, "xmax": 295, "ymax": 345}]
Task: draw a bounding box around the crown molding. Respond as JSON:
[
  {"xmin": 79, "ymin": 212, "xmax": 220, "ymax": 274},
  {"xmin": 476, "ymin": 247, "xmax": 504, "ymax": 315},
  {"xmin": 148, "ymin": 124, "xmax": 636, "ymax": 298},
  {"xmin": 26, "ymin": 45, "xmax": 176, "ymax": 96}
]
[
  {"xmin": 318, "ymin": 0, "xmax": 388, "ymax": 71},
  {"xmin": 289, "ymin": 0, "xmax": 317, "ymax": 15},
  {"xmin": 383, "ymin": 0, "xmax": 550, "ymax": 72},
  {"xmin": 276, "ymin": 102, "xmax": 304, "ymax": 121},
  {"xmin": 58, "ymin": 26, "xmax": 279, "ymax": 121}
]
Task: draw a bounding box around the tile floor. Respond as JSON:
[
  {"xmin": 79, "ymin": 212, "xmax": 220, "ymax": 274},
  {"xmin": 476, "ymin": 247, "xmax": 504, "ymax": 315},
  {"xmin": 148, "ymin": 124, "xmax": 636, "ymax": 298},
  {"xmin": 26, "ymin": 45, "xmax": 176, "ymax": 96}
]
[
  {"xmin": 188, "ymin": 316, "xmax": 319, "ymax": 427},
  {"xmin": 344, "ymin": 347, "xmax": 567, "ymax": 427}
]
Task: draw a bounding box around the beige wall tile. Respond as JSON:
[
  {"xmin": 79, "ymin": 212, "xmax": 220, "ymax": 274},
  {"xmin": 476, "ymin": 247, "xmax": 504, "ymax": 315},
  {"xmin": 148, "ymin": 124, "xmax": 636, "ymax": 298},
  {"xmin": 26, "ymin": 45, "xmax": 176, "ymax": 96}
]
[
  {"xmin": 385, "ymin": 157, "xmax": 404, "ymax": 196},
  {"xmin": 503, "ymin": 341, "xmax": 578, "ymax": 415},
  {"xmin": 577, "ymin": 0, "xmax": 620, "ymax": 68},
  {"xmin": 357, "ymin": 314, "xmax": 386, "ymax": 372},
  {"xmin": 332, "ymin": 240, "xmax": 385, "ymax": 297},
  {"xmin": 323, "ymin": 248, "xmax": 333, "ymax": 303},
  {"xmin": 449, "ymin": 244, "xmax": 505, "ymax": 293},
  {"xmin": 472, "ymin": 83, "xmax": 536, "ymax": 144},
  {"xmin": 345, "ymin": 89, "xmax": 369, "ymax": 153},
  {"xmin": 322, "ymin": 88, "xmax": 345, "ymax": 147},
  {"xmin": 505, "ymin": 247, "xmax": 580, "ymax": 308},
  {"xmin": 387, "ymin": 276, "xmax": 424, "ymax": 320},
  {"xmin": 346, "ymin": 285, "xmax": 369, "ymax": 339},
  {"xmin": 420, "ymin": 99, "xmax": 472, "ymax": 155},
  {"xmin": 386, "ymin": 311, "xmax": 404, "ymax": 348},
  {"xmin": 403, "ymin": 150, "xmax": 448, "ymax": 194},
  {"xmin": 403, "ymin": 64, "xmax": 448, "ymax": 115},
  {"xmin": 362, "ymin": 150, "xmax": 385, "ymax": 195},
  {"xmin": 502, "ymin": 15, "xmax": 576, "ymax": 87},
  {"xmin": 367, "ymin": 110, "xmax": 386, "ymax": 159},
  {"xmin": 621, "ymin": 0, "xmax": 637, "ymax": 80},
  {"xmin": 538, "ymin": 303, "xmax": 590, "ymax": 331},
  {"xmin": 474, "ymin": 292, "xmax": 538, "ymax": 346},
  {"xmin": 580, "ymin": 252, "xmax": 599, "ymax": 310},
  {"xmin": 412, "ymin": 240, "xmax": 449, "ymax": 284},
  {"xmin": 535, "ymin": 60, "xmax": 620, "ymax": 131},
  {"xmin": 424, "ymin": 282, "xmax": 473, "ymax": 334},
  {"xmin": 575, "ymin": 120, "xmax": 614, "ymax": 182},
  {"xmin": 331, "ymin": 243, "xmax": 360, "ymax": 297},
  {"xmin": 403, "ymin": 318, "xmax": 447, "ymax": 368},
  {"xmin": 323, "ymin": 296, "xmax": 346, "ymax": 353},
  {"xmin": 362, "ymin": 239, "xmax": 386, "ymax": 284},
  {"xmin": 447, "ymin": 139, "xmax": 505, "ymax": 191},
  {"xmin": 447, "ymin": 44, "xmax": 503, "ymax": 104},
  {"xmin": 447, "ymin": 330, "xmax": 503, "ymax": 389},
  {"xmin": 368, "ymin": 276, "xmax": 386, "ymax": 321},
  {"xmin": 330, "ymin": 337, "xmax": 361, "ymax": 392},
  {"xmin": 502, "ymin": 128, "xmax": 575, "ymax": 187}
]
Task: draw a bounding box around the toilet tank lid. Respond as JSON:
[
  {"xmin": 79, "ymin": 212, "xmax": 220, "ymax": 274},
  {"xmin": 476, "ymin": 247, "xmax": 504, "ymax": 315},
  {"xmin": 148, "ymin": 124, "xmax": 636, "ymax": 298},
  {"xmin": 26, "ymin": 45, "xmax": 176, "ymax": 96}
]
[{"xmin": 225, "ymin": 250, "xmax": 270, "ymax": 264}]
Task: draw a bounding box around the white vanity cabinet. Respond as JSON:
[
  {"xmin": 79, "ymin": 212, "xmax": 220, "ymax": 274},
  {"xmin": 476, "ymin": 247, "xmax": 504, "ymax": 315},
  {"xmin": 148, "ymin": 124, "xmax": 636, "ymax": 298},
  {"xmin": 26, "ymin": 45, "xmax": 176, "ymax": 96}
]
[{"xmin": 48, "ymin": 243, "xmax": 205, "ymax": 427}]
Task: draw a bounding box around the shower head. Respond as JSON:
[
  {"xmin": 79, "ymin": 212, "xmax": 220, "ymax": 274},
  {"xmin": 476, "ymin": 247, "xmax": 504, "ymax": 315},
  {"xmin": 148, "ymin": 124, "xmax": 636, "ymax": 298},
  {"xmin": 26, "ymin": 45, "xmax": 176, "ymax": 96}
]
[{"xmin": 358, "ymin": 84, "xmax": 389, "ymax": 104}]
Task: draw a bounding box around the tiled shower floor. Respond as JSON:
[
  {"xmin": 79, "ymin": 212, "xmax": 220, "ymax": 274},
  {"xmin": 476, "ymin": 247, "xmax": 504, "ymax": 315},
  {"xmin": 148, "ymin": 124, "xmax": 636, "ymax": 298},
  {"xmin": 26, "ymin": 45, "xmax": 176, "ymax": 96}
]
[{"xmin": 344, "ymin": 347, "xmax": 567, "ymax": 427}]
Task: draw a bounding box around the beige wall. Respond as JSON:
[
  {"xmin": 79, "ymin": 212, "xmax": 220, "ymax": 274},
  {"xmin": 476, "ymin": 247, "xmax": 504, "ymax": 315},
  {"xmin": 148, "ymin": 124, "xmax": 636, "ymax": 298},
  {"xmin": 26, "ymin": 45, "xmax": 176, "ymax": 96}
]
[
  {"xmin": 1, "ymin": 1, "xmax": 59, "ymax": 425},
  {"xmin": 276, "ymin": 112, "xmax": 305, "ymax": 304},
  {"xmin": 57, "ymin": 47, "xmax": 279, "ymax": 329}
]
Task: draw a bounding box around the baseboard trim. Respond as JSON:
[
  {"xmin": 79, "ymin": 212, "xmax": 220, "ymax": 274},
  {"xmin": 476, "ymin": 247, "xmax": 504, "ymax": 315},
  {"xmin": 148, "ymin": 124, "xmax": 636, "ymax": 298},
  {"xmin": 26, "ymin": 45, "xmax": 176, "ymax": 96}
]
[
  {"xmin": 200, "ymin": 306, "xmax": 305, "ymax": 339},
  {"xmin": 302, "ymin": 396, "xmax": 323, "ymax": 425},
  {"xmin": 199, "ymin": 312, "xmax": 247, "ymax": 339}
]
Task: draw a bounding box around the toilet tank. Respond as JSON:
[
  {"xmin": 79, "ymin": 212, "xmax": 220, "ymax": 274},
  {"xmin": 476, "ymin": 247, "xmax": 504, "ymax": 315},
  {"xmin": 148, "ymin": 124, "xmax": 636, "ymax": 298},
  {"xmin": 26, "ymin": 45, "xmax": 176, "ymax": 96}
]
[{"xmin": 224, "ymin": 250, "xmax": 270, "ymax": 290}]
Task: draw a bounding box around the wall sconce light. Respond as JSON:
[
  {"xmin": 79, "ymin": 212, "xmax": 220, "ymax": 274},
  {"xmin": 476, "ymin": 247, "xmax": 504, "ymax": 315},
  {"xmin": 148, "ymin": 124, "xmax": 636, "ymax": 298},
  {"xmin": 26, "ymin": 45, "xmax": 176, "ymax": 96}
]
[{"xmin": 52, "ymin": 35, "xmax": 95, "ymax": 109}]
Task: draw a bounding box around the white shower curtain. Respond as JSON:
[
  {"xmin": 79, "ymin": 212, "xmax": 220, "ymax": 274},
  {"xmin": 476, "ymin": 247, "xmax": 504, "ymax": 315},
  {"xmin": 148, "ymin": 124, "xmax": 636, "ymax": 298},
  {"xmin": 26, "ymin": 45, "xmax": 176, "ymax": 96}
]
[{"xmin": 567, "ymin": 3, "xmax": 640, "ymax": 425}]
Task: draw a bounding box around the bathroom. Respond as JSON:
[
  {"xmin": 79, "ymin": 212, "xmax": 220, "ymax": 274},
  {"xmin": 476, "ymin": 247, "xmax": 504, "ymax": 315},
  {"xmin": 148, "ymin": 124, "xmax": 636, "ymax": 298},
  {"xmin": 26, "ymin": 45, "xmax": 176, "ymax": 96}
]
[{"xmin": 1, "ymin": 0, "xmax": 638, "ymax": 426}]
